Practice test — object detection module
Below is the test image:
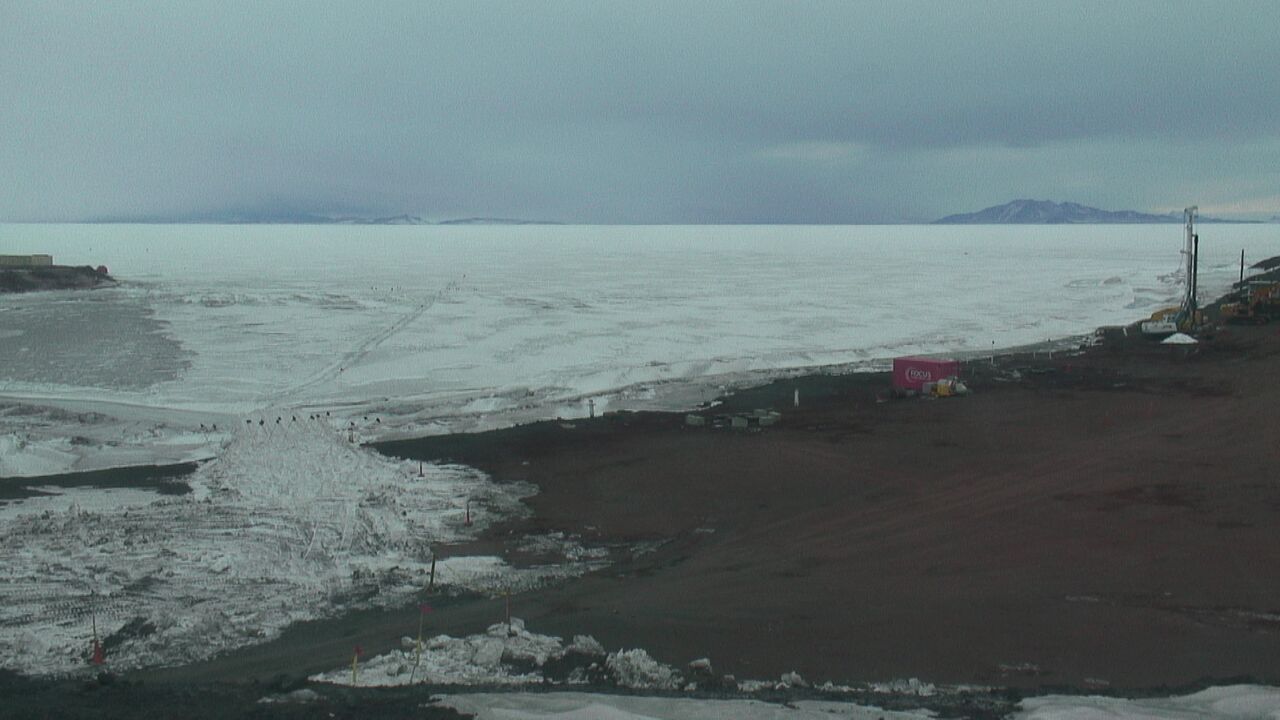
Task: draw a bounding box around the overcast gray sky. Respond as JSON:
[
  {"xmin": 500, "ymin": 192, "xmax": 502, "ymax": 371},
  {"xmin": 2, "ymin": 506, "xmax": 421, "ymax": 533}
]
[{"xmin": 3, "ymin": 0, "xmax": 1278, "ymax": 223}]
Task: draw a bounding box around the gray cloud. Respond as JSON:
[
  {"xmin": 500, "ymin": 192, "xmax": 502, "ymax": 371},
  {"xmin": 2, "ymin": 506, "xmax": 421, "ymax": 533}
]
[{"xmin": 2, "ymin": 0, "xmax": 1279, "ymax": 223}]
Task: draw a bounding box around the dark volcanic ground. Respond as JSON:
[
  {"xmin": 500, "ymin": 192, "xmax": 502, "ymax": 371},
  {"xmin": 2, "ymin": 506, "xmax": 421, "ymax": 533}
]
[{"xmin": 373, "ymin": 321, "xmax": 1280, "ymax": 690}]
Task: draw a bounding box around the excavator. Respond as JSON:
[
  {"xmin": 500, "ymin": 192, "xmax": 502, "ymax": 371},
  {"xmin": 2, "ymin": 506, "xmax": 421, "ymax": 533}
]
[{"xmin": 1141, "ymin": 207, "xmax": 1201, "ymax": 337}]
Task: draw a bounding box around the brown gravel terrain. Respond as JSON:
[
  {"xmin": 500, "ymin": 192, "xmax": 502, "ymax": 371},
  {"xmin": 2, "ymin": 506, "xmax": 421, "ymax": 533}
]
[{"xmin": 377, "ymin": 320, "xmax": 1280, "ymax": 691}]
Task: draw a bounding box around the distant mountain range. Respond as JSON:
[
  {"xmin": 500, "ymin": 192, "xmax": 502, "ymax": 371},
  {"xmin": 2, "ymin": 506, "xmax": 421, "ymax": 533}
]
[
  {"xmin": 332, "ymin": 215, "xmax": 563, "ymax": 226},
  {"xmin": 436, "ymin": 217, "xmax": 563, "ymax": 226},
  {"xmin": 934, "ymin": 199, "xmax": 1257, "ymax": 224},
  {"xmin": 87, "ymin": 211, "xmax": 561, "ymax": 226}
]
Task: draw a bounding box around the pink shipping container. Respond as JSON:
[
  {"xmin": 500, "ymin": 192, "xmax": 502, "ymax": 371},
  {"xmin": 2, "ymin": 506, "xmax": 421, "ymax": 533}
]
[{"xmin": 892, "ymin": 356, "xmax": 961, "ymax": 391}]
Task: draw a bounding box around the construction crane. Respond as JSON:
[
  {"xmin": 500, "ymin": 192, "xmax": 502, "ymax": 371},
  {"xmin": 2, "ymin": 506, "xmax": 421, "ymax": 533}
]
[{"xmin": 1141, "ymin": 206, "xmax": 1199, "ymax": 337}]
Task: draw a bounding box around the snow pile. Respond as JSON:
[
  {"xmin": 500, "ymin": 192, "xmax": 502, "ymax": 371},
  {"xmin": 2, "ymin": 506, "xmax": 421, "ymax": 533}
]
[
  {"xmin": 780, "ymin": 670, "xmax": 808, "ymax": 688},
  {"xmin": 0, "ymin": 421, "xmax": 563, "ymax": 676},
  {"xmin": 1162, "ymin": 332, "xmax": 1198, "ymax": 345},
  {"xmin": 872, "ymin": 677, "xmax": 938, "ymax": 696},
  {"xmin": 569, "ymin": 634, "xmax": 605, "ymax": 656},
  {"xmin": 737, "ymin": 671, "xmax": 815, "ymax": 693},
  {"xmin": 496, "ymin": 618, "xmax": 569, "ymax": 667},
  {"xmin": 312, "ymin": 618, "xmax": 694, "ymax": 692},
  {"xmin": 192, "ymin": 418, "xmax": 529, "ymax": 560},
  {"xmin": 1016, "ymin": 684, "xmax": 1280, "ymax": 718},
  {"xmin": 310, "ymin": 617, "xmax": 604, "ymax": 687},
  {"xmin": 605, "ymin": 648, "xmax": 682, "ymax": 690}
]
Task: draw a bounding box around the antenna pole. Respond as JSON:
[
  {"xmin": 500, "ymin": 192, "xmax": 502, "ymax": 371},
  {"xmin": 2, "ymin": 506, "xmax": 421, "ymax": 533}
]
[{"xmin": 1183, "ymin": 206, "xmax": 1198, "ymax": 321}]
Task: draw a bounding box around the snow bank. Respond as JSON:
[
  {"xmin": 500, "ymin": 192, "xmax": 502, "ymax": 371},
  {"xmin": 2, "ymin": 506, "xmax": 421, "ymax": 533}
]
[
  {"xmin": 311, "ymin": 617, "xmax": 587, "ymax": 687},
  {"xmin": 312, "ymin": 617, "xmax": 699, "ymax": 691},
  {"xmin": 605, "ymin": 648, "xmax": 682, "ymax": 690},
  {"xmin": 1015, "ymin": 684, "xmax": 1280, "ymax": 719},
  {"xmin": 439, "ymin": 692, "xmax": 936, "ymax": 719}
]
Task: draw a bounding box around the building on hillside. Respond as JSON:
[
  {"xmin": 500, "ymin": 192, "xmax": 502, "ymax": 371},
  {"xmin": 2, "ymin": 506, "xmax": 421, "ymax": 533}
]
[{"xmin": 0, "ymin": 254, "xmax": 54, "ymax": 267}]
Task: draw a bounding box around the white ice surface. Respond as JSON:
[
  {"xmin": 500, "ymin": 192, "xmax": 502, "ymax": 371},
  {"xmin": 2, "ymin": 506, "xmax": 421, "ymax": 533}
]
[
  {"xmin": 1015, "ymin": 684, "xmax": 1280, "ymax": 719},
  {"xmin": 245, "ymin": 682, "xmax": 1280, "ymax": 720},
  {"xmin": 435, "ymin": 685, "xmax": 1280, "ymax": 720},
  {"xmin": 5, "ymin": 223, "xmax": 1279, "ymax": 477},
  {"xmin": 438, "ymin": 692, "xmax": 935, "ymax": 719}
]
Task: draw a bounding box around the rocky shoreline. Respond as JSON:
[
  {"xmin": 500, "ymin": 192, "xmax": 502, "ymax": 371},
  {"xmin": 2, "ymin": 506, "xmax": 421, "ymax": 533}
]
[{"xmin": 0, "ymin": 265, "xmax": 116, "ymax": 293}]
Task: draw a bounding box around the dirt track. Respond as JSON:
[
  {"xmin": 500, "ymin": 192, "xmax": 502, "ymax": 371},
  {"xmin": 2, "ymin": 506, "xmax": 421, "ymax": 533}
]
[{"xmin": 372, "ymin": 321, "xmax": 1280, "ymax": 690}]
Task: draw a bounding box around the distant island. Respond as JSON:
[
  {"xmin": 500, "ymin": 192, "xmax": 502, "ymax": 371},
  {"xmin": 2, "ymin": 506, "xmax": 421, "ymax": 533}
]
[{"xmin": 934, "ymin": 199, "xmax": 1257, "ymax": 224}]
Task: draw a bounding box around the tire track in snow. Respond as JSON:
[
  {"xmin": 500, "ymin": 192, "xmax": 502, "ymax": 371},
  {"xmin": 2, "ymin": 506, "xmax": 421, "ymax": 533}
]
[{"xmin": 268, "ymin": 280, "xmax": 459, "ymax": 407}]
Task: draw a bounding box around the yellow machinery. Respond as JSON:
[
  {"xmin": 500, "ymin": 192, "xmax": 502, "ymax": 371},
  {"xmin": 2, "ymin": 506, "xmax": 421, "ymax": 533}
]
[
  {"xmin": 1220, "ymin": 281, "xmax": 1280, "ymax": 323},
  {"xmin": 931, "ymin": 377, "xmax": 968, "ymax": 397}
]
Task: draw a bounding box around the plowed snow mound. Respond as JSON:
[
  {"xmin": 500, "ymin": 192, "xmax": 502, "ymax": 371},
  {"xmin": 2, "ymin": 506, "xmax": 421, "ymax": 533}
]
[{"xmin": 0, "ymin": 421, "xmax": 543, "ymax": 675}]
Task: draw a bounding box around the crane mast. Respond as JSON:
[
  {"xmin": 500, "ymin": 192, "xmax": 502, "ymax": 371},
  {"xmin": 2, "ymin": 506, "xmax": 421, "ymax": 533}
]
[{"xmin": 1140, "ymin": 205, "xmax": 1200, "ymax": 337}]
